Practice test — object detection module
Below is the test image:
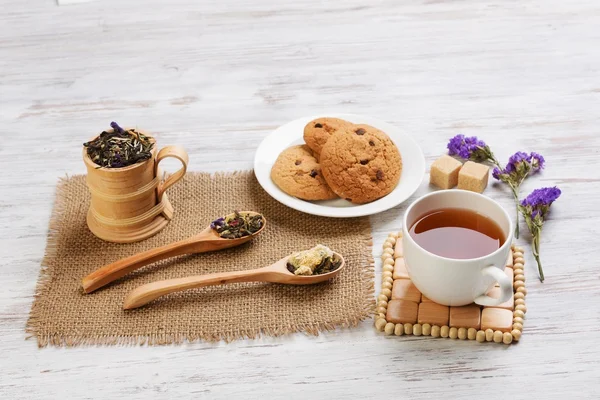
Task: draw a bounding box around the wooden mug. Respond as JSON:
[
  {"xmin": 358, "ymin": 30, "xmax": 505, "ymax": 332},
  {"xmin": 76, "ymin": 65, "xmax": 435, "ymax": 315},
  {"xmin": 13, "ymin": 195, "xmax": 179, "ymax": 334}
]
[{"xmin": 83, "ymin": 129, "xmax": 189, "ymax": 243}]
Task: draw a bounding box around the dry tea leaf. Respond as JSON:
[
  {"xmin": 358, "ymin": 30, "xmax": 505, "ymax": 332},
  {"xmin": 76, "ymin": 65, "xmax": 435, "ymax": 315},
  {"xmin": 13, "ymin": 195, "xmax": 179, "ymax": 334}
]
[{"xmin": 84, "ymin": 121, "xmax": 154, "ymax": 168}]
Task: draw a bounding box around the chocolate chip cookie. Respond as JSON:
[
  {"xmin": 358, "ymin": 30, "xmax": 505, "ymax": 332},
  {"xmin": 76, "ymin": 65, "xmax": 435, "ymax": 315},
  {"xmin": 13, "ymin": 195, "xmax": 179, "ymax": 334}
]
[
  {"xmin": 303, "ymin": 118, "xmax": 353, "ymax": 160},
  {"xmin": 271, "ymin": 145, "xmax": 338, "ymax": 201},
  {"xmin": 320, "ymin": 124, "xmax": 402, "ymax": 204}
]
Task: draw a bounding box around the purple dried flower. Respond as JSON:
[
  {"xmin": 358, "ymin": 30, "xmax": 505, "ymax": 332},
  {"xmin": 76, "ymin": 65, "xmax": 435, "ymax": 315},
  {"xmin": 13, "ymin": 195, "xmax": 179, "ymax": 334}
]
[
  {"xmin": 447, "ymin": 134, "xmax": 492, "ymax": 163},
  {"xmin": 210, "ymin": 217, "xmax": 225, "ymax": 230},
  {"xmin": 492, "ymin": 167, "xmax": 502, "ymax": 180},
  {"xmin": 110, "ymin": 121, "xmax": 125, "ymax": 134},
  {"xmin": 446, "ymin": 134, "xmax": 464, "ymax": 155},
  {"xmin": 520, "ymin": 186, "xmax": 561, "ymax": 209},
  {"xmin": 111, "ymin": 153, "xmax": 123, "ymax": 168},
  {"xmin": 518, "ymin": 186, "xmax": 562, "ymax": 282},
  {"xmin": 505, "ymin": 151, "xmax": 529, "ymax": 173},
  {"xmin": 509, "ymin": 151, "xmax": 529, "ymax": 163},
  {"xmin": 492, "ymin": 150, "xmax": 548, "ymax": 240},
  {"xmin": 530, "ymin": 152, "xmax": 545, "ymax": 172},
  {"xmin": 493, "ymin": 151, "xmax": 546, "ymax": 186}
]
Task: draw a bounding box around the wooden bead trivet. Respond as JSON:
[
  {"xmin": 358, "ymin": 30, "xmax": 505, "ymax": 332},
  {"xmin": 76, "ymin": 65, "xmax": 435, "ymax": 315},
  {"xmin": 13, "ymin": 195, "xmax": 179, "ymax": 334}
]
[{"xmin": 375, "ymin": 232, "xmax": 527, "ymax": 344}]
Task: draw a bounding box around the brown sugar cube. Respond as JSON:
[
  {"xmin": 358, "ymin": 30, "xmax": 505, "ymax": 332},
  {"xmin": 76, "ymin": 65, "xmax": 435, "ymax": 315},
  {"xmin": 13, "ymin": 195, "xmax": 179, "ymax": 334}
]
[
  {"xmin": 481, "ymin": 308, "xmax": 513, "ymax": 332},
  {"xmin": 506, "ymin": 251, "xmax": 513, "ymax": 268},
  {"xmin": 450, "ymin": 304, "xmax": 482, "ymax": 329},
  {"xmin": 486, "ymin": 286, "xmax": 514, "ymax": 310},
  {"xmin": 386, "ymin": 299, "xmax": 418, "ymax": 324},
  {"xmin": 458, "ymin": 161, "xmax": 489, "ymax": 193},
  {"xmin": 418, "ymin": 302, "xmax": 449, "ymax": 326},
  {"xmin": 391, "ymin": 279, "xmax": 421, "ymax": 302},
  {"xmin": 394, "ymin": 240, "xmax": 404, "ymax": 259},
  {"xmin": 430, "ymin": 155, "xmax": 462, "ymax": 189},
  {"xmin": 392, "ymin": 258, "xmax": 410, "ymax": 279},
  {"xmin": 421, "ymin": 294, "xmax": 434, "ymax": 303}
]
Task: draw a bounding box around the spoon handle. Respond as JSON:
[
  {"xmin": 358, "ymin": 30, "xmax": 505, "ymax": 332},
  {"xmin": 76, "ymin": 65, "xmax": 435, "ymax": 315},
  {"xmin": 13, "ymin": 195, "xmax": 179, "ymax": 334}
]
[
  {"xmin": 123, "ymin": 267, "xmax": 272, "ymax": 310},
  {"xmin": 82, "ymin": 238, "xmax": 200, "ymax": 294}
]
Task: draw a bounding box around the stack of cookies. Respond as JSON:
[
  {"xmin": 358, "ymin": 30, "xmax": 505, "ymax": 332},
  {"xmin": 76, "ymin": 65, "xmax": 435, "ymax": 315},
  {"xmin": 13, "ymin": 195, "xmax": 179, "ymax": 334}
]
[{"xmin": 271, "ymin": 117, "xmax": 403, "ymax": 204}]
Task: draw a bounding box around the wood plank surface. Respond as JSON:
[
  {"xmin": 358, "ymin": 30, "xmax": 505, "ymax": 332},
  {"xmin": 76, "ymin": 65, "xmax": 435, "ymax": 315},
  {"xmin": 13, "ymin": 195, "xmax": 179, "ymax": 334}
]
[{"xmin": 1, "ymin": 0, "xmax": 599, "ymax": 398}]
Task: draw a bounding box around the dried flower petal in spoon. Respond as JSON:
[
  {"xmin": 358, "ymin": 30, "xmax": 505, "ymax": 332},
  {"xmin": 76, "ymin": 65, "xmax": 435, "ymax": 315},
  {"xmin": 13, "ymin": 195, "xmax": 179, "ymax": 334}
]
[
  {"xmin": 286, "ymin": 245, "xmax": 343, "ymax": 276},
  {"xmin": 211, "ymin": 211, "xmax": 265, "ymax": 239}
]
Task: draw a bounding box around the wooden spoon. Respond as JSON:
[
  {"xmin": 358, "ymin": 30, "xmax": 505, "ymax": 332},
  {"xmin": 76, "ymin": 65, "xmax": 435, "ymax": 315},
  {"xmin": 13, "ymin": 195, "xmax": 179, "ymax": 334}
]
[
  {"xmin": 122, "ymin": 252, "xmax": 345, "ymax": 310},
  {"xmin": 82, "ymin": 211, "xmax": 266, "ymax": 294}
]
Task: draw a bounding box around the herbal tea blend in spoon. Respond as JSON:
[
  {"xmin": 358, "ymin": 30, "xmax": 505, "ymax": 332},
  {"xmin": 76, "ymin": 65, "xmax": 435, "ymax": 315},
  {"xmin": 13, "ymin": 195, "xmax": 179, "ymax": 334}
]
[
  {"xmin": 286, "ymin": 245, "xmax": 343, "ymax": 276},
  {"xmin": 210, "ymin": 211, "xmax": 265, "ymax": 239},
  {"xmin": 82, "ymin": 211, "xmax": 266, "ymax": 293},
  {"xmin": 123, "ymin": 246, "xmax": 345, "ymax": 309},
  {"xmin": 84, "ymin": 121, "xmax": 154, "ymax": 168}
]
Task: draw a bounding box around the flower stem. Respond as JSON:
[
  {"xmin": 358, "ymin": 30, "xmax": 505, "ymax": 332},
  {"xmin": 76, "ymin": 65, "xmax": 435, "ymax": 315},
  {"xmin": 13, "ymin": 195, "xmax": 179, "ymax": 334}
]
[
  {"xmin": 532, "ymin": 229, "xmax": 544, "ymax": 282},
  {"xmin": 490, "ymin": 157, "xmax": 502, "ymax": 170},
  {"xmin": 509, "ymin": 185, "xmax": 520, "ymax": 239},
  {"xmin": 515, "ymin": 202, "xmax": 520, "ymax": 239}
]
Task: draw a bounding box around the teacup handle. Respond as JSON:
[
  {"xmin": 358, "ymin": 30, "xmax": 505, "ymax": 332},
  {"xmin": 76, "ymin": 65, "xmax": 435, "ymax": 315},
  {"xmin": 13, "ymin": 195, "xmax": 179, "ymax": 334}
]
[
  {"xmin": 474, "ymin": 265, "xmax": 512, "ymax": 306},
  {"xmin": 155, "ymin": 145, "xmax": 189, "ymax": 201}
]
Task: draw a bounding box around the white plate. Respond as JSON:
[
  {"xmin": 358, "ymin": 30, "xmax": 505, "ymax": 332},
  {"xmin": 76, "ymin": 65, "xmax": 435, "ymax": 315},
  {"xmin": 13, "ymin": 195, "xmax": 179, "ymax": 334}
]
[{"xmin": 254, "ymin": 114, "xmax": 426, "ymax": 218}]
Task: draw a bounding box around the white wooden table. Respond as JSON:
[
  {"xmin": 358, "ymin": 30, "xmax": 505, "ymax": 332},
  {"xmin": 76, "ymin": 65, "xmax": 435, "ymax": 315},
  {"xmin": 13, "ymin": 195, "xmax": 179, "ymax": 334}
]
[{"xmin": 1, "ymin": 0, "xmax": 599, "ymax": 398}]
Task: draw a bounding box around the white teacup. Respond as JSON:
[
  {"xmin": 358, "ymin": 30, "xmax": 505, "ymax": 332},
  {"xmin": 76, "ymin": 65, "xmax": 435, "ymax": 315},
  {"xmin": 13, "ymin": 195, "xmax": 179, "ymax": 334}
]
[{"xmin": 402, "ymin": 190, "xmax": 513, "ymax": 307}]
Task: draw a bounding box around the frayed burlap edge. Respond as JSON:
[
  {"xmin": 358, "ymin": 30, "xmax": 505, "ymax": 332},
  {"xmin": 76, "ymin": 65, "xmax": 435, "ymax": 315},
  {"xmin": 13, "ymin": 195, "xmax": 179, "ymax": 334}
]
[
  {"xmin": 26, "ymin": 176, "xmax": 69, "ymax": 346},
  {"xmin": 26, "ymin": 173, "xmax": 375, "ymax": 347}
]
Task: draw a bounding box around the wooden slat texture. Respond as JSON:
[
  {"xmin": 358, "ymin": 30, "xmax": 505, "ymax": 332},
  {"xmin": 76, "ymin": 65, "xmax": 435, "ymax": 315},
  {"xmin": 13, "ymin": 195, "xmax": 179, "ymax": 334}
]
[{"xmin": 0, "ymin": 0, "xmax": 599, "ymax": 398}]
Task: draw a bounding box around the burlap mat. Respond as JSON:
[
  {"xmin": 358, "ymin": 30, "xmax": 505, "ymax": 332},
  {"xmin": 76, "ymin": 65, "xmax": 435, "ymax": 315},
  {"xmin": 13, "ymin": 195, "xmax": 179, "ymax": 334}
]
[{"xmin": 27, "ymin": 171, "xmax": 374, "ymax": 347}]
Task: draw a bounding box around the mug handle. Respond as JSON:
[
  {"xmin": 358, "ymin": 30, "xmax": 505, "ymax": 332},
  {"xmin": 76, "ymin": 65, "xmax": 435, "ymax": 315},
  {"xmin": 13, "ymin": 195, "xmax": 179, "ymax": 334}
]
[
  {"xmin": 474, "ymin": 265, "xmax": 512, "ymax": 306},
  {"xmin": 155, "ymin": 145, "xmax": 189, "ymax": 202}
]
